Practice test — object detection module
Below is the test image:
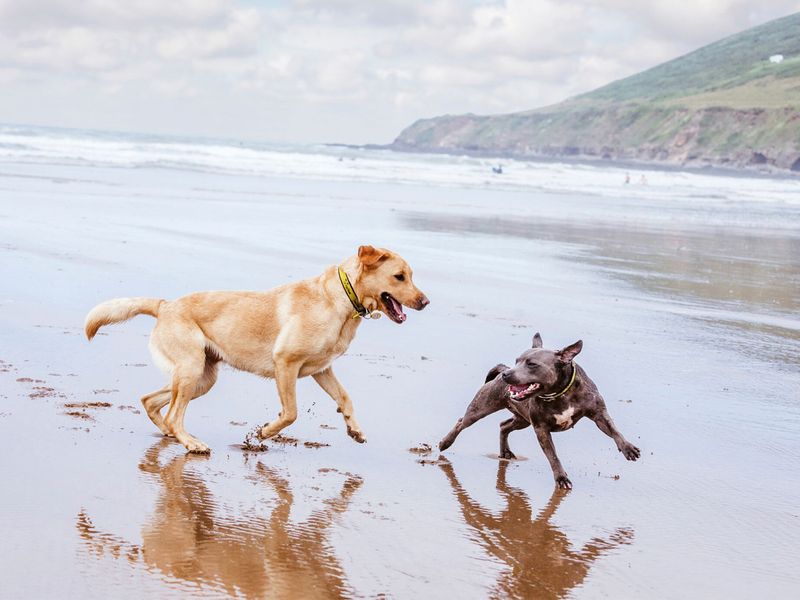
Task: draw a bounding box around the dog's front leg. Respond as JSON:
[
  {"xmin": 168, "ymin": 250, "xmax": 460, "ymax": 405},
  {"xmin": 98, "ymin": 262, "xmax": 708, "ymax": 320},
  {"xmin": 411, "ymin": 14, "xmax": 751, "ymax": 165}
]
[
  {"xmin": 258, "ymin": 358, "xmax": 301, "ymax": 440},
  {"xmin": 533, "ymin": 426, "xmax": 572, "ymax": 490},
  {"xmin": 312, "ymin": 367, "xmax": 366, "ymax": 443},
  {"xmin": 591, "ymin": 409, "xmax": 641, "ymax": 461}
]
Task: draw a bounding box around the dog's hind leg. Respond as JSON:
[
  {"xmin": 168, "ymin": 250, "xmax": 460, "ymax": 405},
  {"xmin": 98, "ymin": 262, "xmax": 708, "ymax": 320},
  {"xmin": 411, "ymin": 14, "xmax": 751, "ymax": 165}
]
[
  {"xmin": 163, "ymin": 355, "xmax": 219, "ymax": 454},
  {"xmin": 439, "ymin": 385, "xmax": 507, "ymax": 452},
  {"xmin": 591, "ymin": 408, "xmax": 641, "ymax": 461},
  {"xmin": 144, "ymin": 332, "xmax": 178, "ymax": 436},
  {"xmin": 499, "ymin": 416, "xmax": 529, "ymax": 459},
  {"xmin": 164, "ymin": 368, "xmax": 215, "ymax": 453},
  {"xmin": 312, "ymin": 367, "xmax": 366, "ymax": 443},
  {"xmin": 141, "ymin": 386, "xmax": 172, "ymax": 436}
]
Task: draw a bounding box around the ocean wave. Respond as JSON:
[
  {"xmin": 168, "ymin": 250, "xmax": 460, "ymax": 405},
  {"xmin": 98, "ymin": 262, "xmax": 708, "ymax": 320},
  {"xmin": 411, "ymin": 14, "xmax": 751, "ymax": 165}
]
[
  {"xmin": 1, "ymin": 123, "xmax": 799, "ymax": 209},
  {"xmin": 0, "ymin": 142, "xmax": 32, "ymax": 151}
]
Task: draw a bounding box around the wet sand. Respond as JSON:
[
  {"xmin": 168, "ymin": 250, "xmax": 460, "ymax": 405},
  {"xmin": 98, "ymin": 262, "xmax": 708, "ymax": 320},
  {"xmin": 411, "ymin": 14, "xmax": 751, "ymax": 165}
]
[{"xmin": 1, "ymin": 162, "xmax": 799, "ymax": 598}]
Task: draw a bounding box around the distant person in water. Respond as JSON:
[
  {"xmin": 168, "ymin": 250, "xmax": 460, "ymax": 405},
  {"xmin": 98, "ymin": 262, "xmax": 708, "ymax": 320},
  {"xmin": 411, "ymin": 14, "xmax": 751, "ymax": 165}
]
[
  {"xmin": 640, "ymin": 174, "xmax": 648, "ymax": 185},
  {"xmin": 492, "ymin": 165, "xmax": 503, "ymax": 174},
  {"xmin": 624, "ymin": 172, "xmax": 630, "ymax": 184}
]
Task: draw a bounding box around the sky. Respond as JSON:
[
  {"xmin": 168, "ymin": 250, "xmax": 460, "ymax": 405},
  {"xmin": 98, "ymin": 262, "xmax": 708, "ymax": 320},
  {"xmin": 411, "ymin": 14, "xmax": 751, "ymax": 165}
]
[{"xmin": 1, "ymin": 0, "xmax": 799, "ymax": 144}]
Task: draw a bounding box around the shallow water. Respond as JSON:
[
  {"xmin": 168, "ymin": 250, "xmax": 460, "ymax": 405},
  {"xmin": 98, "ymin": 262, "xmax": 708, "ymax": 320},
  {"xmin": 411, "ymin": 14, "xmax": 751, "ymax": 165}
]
[{"xmin": 0, "ymin": 153, "xmax": 798, "ymax": 598}]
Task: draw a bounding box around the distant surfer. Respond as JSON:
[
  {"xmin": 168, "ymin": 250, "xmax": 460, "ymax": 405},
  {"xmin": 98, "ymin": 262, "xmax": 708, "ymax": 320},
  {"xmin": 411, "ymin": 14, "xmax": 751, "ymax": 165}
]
[
  {"xmin": 492, "ymin": 165, "xmax": 503, "ymax": 174},
  {"xmin": 624, "ymin": 172, "xmax": 630, "ymax": 184}
]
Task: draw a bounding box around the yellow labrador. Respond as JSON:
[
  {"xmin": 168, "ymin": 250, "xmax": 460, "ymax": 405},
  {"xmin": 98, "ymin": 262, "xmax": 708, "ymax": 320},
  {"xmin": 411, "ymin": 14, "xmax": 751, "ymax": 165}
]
[{"xmin": 85, "ymin": 245, "xmax": 429, "ymax": 453}]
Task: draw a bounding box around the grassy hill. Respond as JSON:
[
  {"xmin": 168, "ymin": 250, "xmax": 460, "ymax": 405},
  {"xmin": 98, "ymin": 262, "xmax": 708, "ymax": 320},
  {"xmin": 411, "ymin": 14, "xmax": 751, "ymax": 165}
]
[{"xmin": 392, "ymin": 12, "xmax": 800, "ymax": 172}]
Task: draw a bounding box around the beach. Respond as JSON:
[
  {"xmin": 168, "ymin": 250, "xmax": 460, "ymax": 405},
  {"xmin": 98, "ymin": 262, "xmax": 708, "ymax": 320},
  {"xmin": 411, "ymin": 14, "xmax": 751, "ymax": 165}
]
[{"xmin": 0, "ymin": 126, "xmax": 799, "ymax": 598}]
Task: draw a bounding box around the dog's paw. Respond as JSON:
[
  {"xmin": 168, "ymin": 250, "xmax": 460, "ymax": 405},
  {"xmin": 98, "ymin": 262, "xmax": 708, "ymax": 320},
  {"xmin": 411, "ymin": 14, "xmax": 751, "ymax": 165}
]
[
  {"xmin": 347, "ymin": 427, "xmax": 367, "ymax": 444},
  {"xmin": 621, "ymin": 443, "xmax": 641, "ymax": 461},
  {"xmin": 555, "ymin": 475, "xmax": 572, "ymax": 490},
  {"xmin": 185, "ymin": 440, "xmax": 211, "ymax": 454},
  {"xmin": 499, "ymin": 449, "xmax": 517, "ymax": 460}
]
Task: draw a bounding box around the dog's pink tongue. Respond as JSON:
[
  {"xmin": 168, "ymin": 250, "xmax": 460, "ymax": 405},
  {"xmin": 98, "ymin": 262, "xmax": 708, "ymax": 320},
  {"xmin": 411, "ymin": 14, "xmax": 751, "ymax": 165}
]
[
  {"xmin": 389, "ymin": 296, "xmax": 406, "ymax": 321},
  {"xmin": 509, "ymin": 384, "xmax": 528, "ymax": 393}
]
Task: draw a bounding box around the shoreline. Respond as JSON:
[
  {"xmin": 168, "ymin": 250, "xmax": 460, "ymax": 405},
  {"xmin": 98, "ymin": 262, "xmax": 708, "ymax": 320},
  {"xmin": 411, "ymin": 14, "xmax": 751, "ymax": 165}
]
[{"xmin": 326, "ymin": 142, "xmax": 800, "ymax": 181}]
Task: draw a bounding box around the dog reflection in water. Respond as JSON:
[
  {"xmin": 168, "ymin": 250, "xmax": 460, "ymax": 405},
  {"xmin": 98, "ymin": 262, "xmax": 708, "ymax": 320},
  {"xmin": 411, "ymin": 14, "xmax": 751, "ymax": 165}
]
[
  {"xmin": 438, "ymin": 458, "xmax": 633, "ymax": 599},
  {"xmin": 76, "ymin": 440, "xmax": 362, "ymax": 599}
]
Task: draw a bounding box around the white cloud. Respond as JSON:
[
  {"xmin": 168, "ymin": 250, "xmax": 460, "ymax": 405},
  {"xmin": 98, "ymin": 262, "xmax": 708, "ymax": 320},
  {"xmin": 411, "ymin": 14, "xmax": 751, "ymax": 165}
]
[{"xmin": 0, "ymin": 0, "xmax": 798, "ymax": 143}]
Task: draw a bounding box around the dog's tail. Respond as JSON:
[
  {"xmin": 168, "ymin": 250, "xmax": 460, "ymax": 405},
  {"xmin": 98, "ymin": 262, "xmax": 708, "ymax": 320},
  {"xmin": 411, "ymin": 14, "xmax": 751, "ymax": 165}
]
[
  {"xmin": 84, "ymin": 297, "xmax": 164, "ymax": 340},
  {"xmin": 485, "ymin": 363, "xmax": 509, "ymax": 383}
]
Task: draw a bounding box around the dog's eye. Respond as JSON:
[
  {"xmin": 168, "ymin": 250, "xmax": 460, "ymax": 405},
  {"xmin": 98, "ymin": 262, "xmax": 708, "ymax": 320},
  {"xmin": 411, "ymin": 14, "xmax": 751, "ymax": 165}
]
[
  {"xmin": 527, "ymin": 361, "xmax": 537, "ymax": 368},
  {"xmin": 394, "ymin": 273, "xmax": 405, "ymax": 281}
]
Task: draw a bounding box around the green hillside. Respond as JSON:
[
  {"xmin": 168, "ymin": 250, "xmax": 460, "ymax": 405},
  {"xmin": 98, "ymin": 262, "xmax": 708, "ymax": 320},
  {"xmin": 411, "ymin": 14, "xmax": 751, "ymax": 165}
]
[
  {"xmin": 393, "ymin": 13, "xmax": 800, "ymax": 172},
  {"xmin": 576, "ymin": 12, "xmax": 800, "ymax": 105}
]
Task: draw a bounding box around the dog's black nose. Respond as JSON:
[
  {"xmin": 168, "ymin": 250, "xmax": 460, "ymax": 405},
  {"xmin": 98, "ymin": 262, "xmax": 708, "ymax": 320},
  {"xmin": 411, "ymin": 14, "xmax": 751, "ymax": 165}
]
[{"xmin": 501, "ymin": 371, "xmax": 511, "ymax": 382}]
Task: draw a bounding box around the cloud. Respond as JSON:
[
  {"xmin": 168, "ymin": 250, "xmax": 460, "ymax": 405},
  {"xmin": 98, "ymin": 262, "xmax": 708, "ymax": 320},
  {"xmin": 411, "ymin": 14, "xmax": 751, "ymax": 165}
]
[
  {"xmin": 0, "ymin": 0, "xmax": 798, "ymax": 143},
  {"xmin": 0, "ymin": 0, "xmax": 232, "ymax": 29},
  {"xmin": 0, "ymin": 0, "xmax": 260, "ymax": 72}
]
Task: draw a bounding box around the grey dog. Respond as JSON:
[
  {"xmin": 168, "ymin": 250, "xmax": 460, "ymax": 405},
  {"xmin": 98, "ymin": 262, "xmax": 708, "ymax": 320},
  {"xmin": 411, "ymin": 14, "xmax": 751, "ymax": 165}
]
[{"xmin": 438, "ymin": 333, "xmax": 641, "ymax": 489}]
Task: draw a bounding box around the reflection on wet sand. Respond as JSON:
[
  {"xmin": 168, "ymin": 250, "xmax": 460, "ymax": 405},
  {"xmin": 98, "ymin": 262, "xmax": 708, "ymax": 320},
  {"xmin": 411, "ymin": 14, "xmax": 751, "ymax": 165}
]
[
  {"xmin": 77, "ymin": 440, "xmax": 362, "ymax": 599},
  {"xmin": 401, "ymin": 211, "xmax": 800, "ymax": 315},
  {"xmin": 401, "ymin": 211, "xmax": 800, "ymax": 365},
  {"xmin": 438, "ymin": 458, "xmax": 632, "ymax": 599}
]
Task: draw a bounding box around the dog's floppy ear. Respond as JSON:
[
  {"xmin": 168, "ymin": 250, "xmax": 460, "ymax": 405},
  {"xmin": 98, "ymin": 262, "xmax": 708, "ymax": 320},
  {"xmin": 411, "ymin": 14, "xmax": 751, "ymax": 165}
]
[
  {"xmin": 532, "ymin": 332, "xmax": 543, "ymax": 348},
  {"xmin": 556, "ymin": 340, "xmax": 582, "ymax": 363},
  {"xmin": 358, "ymin": 245, "xmax": 389, "ymax": 268}
]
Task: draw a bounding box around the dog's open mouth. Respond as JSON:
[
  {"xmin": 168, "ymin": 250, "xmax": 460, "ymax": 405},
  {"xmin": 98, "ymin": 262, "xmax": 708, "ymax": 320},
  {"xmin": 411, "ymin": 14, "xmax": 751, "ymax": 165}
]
[
  {"xmin": 381, "ymin": 292, "xmax": 407, "ymax": 324},
  {"xmin": 508, "ymin": 382, "xmax": 540, "ymax": 400}
]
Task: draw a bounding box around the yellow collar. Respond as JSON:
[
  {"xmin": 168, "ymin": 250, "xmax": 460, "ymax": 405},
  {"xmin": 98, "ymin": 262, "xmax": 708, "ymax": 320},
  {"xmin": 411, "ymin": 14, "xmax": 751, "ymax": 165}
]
[
  {"xmin": 539, "ymin": 364, "xmax": 577, "ymax": 402},
  {"xmin": 338, "ymin": 266, "xmax": 368, "ymax": 319}
]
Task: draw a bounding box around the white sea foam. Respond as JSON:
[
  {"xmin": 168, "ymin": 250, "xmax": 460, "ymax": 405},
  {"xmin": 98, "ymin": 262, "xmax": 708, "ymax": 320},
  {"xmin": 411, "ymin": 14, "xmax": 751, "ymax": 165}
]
[{"xmin": 1, "ymin": 123, "xmax": 798, "ymax": 209}]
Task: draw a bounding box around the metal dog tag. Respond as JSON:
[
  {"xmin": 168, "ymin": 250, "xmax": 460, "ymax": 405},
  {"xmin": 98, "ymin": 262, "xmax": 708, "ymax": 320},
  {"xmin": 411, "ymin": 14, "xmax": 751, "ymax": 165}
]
[{"xmin": 367, "ymin": 310, "xmax": 382, "ymax": 320}]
